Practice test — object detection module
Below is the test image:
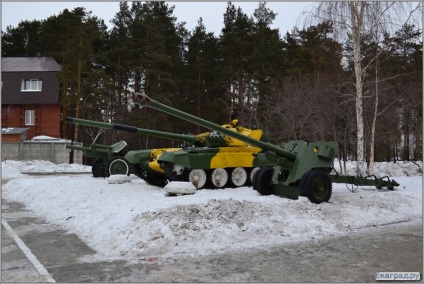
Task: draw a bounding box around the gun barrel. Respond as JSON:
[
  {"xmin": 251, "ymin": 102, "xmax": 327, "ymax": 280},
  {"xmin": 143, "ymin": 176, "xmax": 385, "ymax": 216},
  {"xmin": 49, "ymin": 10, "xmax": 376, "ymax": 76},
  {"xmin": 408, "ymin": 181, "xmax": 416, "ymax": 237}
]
[
  {"xmin": 132, "ymin": 93, "xmax": 297, "ymax": 161},
  {"xmin": 65, "ymin": 117, "xmax": 196, "ymax": 144}
]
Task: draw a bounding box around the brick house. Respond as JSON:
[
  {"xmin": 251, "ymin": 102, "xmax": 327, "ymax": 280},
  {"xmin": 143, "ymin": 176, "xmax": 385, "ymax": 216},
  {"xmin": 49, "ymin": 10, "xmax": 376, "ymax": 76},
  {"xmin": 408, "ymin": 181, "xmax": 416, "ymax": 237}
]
[
  {"xmin": 1, "ymin": 57, "xmax": 61, "ymax": 141},
  {"xmin": 1, "ymin": 127, "xmax": 29, "ymax": 142}
]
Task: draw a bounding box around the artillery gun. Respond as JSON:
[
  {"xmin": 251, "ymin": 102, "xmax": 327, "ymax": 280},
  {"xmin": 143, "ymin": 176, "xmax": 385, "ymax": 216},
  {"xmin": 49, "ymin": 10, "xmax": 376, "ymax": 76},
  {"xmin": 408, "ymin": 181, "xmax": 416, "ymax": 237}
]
[
  {"xmin": 66, "ymin": 139, "xmax": 128, "ymax": 178},
  {"xmin": 132, "ymin": 93, "xmax": 399, "ymax": 204}
]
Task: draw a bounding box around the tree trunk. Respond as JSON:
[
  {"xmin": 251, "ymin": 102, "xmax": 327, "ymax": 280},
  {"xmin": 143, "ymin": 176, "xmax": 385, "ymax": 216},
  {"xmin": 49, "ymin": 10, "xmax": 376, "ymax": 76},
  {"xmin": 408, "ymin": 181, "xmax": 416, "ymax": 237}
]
[
  {"xmin": 238, "ymin": 49, "xmax": 244, "ymax": 113},
  {"xmin": 369, "ymin": 67, "xmax": 379, "ymax": 176},
  {"xmin": 197, "ymin": 57, "xmax": 201, "ymax": 134},
  {"xmin": 74, "ymin": 59, "xmax": 82, "ymax": 141},
  {"xmin": 413, "ymin": 107, "xmax": 422, "ymax": 160},
  {"xmin": 403, "ymin": 106, "xmax": 410, "ymax": 160},
  {"xmin": 61, "ymin": 77, "xmax": 68, "ymax": 138},
  {"xmin": 369, "ymin": 29, "xmax": 380, "ymax": 176},
  {"xmin": 118, "ymin": 54, "xmax": 122, "ymax": 107},
  {"xmin": 350, "ymin": 2, "xmax": 366, "ymax": 175}
]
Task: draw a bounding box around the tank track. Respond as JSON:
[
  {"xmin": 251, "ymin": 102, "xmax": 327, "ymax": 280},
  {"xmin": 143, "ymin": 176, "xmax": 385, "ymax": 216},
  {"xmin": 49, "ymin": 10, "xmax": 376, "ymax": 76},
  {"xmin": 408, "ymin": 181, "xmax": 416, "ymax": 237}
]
[
  {"xmin": 163, "ymin": 162, "xmax": 256, "ymax": 189},
  {"xmin": 130, "ymin": 164, "xmax": 167, "ymax": 187},
  {"xmin": 129, "ymin": 164, "xmax": 143, "ymax": 179}
]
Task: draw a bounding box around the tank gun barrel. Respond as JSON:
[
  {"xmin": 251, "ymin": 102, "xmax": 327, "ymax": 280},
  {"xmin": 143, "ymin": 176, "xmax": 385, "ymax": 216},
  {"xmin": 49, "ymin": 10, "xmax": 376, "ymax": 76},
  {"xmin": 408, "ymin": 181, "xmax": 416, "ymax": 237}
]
[
  {"xmin": 65, "ymin": 117, "xmax": 196, "ymax": 144},
  {"xmin": 132, "ymin": 93, "xmax": 297, "ymax": 161}
]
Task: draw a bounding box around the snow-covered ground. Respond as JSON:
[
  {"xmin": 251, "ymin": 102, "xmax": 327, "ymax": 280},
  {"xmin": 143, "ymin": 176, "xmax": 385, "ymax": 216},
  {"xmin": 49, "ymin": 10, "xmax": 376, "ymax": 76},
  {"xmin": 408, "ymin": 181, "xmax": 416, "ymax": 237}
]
[{"xmin": 1, "ymin": 159, "xmax": 422, "ymax": 264}]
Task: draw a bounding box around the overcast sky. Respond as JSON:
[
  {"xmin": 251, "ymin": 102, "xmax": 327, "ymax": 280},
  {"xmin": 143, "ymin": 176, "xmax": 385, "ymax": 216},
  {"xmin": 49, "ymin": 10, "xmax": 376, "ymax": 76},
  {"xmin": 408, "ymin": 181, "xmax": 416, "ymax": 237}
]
[{"xmin": 1, "ymin": 2, "xmax": 315, "ymax": 36}]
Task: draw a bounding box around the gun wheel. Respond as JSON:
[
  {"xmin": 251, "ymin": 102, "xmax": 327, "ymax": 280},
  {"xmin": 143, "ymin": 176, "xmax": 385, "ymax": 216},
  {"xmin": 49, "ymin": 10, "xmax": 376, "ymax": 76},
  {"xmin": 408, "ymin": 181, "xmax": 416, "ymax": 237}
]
[
  {"xmin": 210, "ymin": 168, "xmax": 228, "ymax": 188},
  {"xmin": 299, "ymin": 170, "xmax": 313, "ymax": 196},
  {"xmin": 107, "ymin": 156, "xmax": 130, "ymax": 176},
  {"xmin": 302, "ymin": 170, "xmax": 332, "ymax": 204},
  {"xmin": 231, "ymin": 167, "xmax": 248, "ymax": 187},
  {"xmin": 250, "ymin": 167, "xmax": 260, "ymax": 183},
  {"xmin": 252, "ymin": 167, "xmax": 265, "ymax": 190},
  {"xmin": 189, "ymin": 169, "xmax": 207, "ymax": 189},
  {"xmin": 256, "ymin": 167, "xmax": 275, "ymax": 196},
  {"xmin": 92, "ymin": 158, "xmax": 107, "ymax": 178}
]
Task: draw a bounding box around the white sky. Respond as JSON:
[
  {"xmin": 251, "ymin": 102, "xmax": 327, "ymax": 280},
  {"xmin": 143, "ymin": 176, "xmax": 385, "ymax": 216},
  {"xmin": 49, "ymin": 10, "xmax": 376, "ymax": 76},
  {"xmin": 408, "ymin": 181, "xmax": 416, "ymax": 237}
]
[{"xmin": 1, "ymin": 1, "xmax": 315, "ymax": 36}]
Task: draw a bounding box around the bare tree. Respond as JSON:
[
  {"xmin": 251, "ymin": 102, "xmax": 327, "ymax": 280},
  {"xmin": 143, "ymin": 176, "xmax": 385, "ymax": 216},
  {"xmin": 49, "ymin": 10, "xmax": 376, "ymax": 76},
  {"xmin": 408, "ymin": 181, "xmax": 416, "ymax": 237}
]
[
  {"xmin": 263, "ymin": 74, "xmax": 338, "ymax": 144},
  {"xmin": 305, "ymin": 1, "xmax": 422, "ymax": 175}
]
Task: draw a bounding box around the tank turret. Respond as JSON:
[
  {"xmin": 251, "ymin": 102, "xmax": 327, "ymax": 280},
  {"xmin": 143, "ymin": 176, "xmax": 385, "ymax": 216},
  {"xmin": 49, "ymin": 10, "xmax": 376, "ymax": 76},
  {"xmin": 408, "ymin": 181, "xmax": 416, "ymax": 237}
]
[{"xmin": 194, "ymin": 119, "xmax": 264, "ymax": 147}]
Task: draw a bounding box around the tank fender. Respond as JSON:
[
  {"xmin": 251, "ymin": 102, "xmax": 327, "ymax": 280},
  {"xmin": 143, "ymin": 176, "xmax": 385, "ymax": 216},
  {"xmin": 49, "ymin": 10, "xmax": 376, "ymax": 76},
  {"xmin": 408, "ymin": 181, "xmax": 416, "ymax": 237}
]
[
  {"xmin": 124, "ymin": 150, "xmax": 152, "ymax": 164},
  {"xmin": 158, "ymin": 150, "xmax": 191, "ymax": 168}
]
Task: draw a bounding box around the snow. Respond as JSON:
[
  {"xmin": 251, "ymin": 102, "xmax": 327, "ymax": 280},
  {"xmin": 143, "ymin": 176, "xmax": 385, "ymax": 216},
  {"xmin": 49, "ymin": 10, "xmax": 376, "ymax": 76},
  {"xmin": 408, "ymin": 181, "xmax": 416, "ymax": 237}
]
[
  {"xmin": 107, "ymin": 174, "xmax": 131, "ymax": 184},
  {"xmin": 1, "ymin": 160, "xmax": 91, "ymax": 178},
  {"xmin": 165, "ymin": 181, "xmax": 197, "ymax": 195},
  {"xmin": 27, "ymin": 135, "xmax": 72, "ymax": 142},
  {"xmin": 30, "ymin": 135, "xmax": 58, "ymax": 140},
  {"xmin": 2, "ymin": 128, "xmax": 14, "ymax": 133},
  {"xmin": 1, "ymin": 159, "xmax": 422, "ymax": 264}
]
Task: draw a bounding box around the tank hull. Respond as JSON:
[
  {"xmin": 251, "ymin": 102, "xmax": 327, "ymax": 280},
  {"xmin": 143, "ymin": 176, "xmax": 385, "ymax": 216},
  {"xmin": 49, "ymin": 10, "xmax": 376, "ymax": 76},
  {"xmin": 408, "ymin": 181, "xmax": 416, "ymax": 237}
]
[{"xmin": 158, "ymin": 146, "xmax": 274, "ymax": 188}]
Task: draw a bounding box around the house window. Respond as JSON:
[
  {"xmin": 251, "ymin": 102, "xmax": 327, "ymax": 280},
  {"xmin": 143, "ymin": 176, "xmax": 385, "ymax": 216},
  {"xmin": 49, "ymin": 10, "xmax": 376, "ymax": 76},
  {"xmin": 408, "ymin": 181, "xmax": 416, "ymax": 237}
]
[
  {"xmin": 21, "ymin": 79, "xmax": 42, "ymax": 91},
  {"xmin": 25, "ymin": 110, "xmax": 35, "ymax": 125}
]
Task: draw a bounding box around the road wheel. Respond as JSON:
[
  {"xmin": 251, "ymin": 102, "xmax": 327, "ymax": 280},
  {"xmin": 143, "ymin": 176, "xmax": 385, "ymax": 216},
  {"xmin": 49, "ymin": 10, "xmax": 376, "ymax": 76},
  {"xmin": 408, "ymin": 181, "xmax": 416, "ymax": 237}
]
[
  {"xmin": 163, "ymin": 162, "xmax": 185, "ymax": 181},
  {"xmin": 92, "ymin": 158, "xmax": 107, "ymax": 178},
  {"xmin": 302, "ymin": 170, "xmax": 332, "ymax": 204},
  {"xmin": 256, "ymin": 167, "xmax": 275, "ymax": 196},
  {"xmin": 107, "ymin": 156, "xmax": 130, "ymax": 176},
  {"xmin": 210, "ymin": 168, "xmax": 229, "ymax": 188},
  {"xmin": 189, "ymin": 169, "xmax": 207, "ymax": 189},
  {"xmin": 230, "ymin": 167, "xmax": 248, "ymax": 187}
]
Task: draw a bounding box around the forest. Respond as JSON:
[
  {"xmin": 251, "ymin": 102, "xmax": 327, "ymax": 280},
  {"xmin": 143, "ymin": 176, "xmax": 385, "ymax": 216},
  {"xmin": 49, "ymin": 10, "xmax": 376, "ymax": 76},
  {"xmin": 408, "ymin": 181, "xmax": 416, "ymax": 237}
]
[{"xmin": 2, "ymin": 1, "xmax": 422, "ymax": 171}]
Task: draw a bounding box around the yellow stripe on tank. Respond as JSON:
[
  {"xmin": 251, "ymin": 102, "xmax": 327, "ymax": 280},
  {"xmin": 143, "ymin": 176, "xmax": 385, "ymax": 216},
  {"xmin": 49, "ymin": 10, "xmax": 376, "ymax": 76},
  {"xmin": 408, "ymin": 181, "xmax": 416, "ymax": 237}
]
[
  {"xmin": 210, "ymin": 147, "xmax": 262, "ymax": 168},
  {"xmin": 148, "ymin": 160, "xmax": 165, "ymax": 173}
]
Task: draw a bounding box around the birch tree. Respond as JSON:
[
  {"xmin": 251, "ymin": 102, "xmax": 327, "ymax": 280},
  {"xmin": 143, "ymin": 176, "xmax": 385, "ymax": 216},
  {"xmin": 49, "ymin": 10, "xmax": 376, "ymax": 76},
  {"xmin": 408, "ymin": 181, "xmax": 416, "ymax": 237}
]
[{"xmin": 307, "ymin": 1, "xmax": 422, "ymax": 175}]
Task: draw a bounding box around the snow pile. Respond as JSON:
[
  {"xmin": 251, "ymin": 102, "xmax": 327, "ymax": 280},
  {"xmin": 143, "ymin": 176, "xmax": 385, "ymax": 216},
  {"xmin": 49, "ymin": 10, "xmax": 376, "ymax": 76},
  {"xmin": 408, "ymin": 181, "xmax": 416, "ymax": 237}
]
[
  {"xmin": 107, "ymin": 174, "xmax": 131, "ymax": 184},
  {"xmin": 30, "ymin": 135, "xmax": 58, "ymax": 140},
  {"xmin": 333, "ymin": 159, "xmax": 422, "ymax": 177},
  {"xmin": 27, "ymin": 135, "xmax": 73, "ymax": 142},
  {"xmin": 1, "ymin": 160, "xmax": 422, "ymax": 263},
  {"xmin": 165, "ymin": 181, "xmax": 196, "ymax": 195},
  {"xmin": 1, "ymin": 160, "xmax": 90, "ymax": 178}
]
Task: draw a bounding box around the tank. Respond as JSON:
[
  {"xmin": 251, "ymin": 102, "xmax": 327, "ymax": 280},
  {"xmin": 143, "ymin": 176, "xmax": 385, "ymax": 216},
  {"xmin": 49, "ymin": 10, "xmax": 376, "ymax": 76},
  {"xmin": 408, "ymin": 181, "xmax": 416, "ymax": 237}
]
[
  {"xmin": 158, "ymin": 119, "xmax": 274, "ymax": 189},
  {"xmin": 128, "ymin": 98, "xmax": 275, "ymax": 189}
]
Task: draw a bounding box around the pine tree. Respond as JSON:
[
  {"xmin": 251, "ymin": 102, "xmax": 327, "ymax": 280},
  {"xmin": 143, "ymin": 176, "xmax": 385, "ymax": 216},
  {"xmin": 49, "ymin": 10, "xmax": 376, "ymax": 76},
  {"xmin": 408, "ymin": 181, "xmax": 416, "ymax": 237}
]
[
  {"xmin": 251, "ymin": 2, "xmax": 287, "ymax": 127},
  {"xmin": 1, "ymin": 20, "xmax": 43, "ymax": 56}
]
